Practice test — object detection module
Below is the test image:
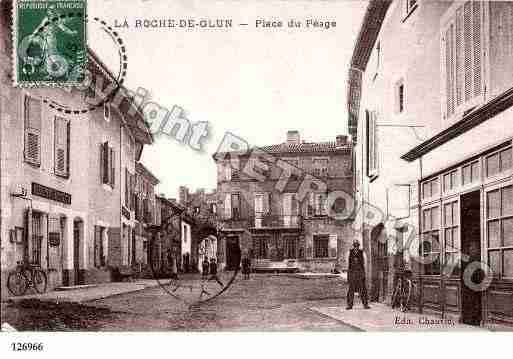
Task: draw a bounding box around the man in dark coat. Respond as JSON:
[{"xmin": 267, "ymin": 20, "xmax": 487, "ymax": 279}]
[
  {"xmin": 209, "ymin": 258, "xmax": 223, "ymax": 287},
  {"xmin": 346, "ymin": 240, "xmax": 370, "ymax": 310}
]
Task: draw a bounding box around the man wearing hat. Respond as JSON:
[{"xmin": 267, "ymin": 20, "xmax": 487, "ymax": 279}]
[{"xmin": 346, "ymin": 240, "xmax": 370, "ymax": 310}]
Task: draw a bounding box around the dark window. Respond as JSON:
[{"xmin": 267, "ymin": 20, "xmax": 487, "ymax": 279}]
[
  {"xmin": 398, "ymin": 83, "xmax": 405, "ymax": 112},
  {"xmin": 253, "ymin": 236, "xmax": 269, "ymax": 259},
  {"xmin": 313, "ymin": 235, "xmax": 329, "ymax": 258},
  {"xmin": 284, "ymin": 236, "xmax": 298, "ymax": 259},
  {"xmin": 231, "ymin": 193, "xmax": 241, "ymax": 220},
  {"xmin": 421, "ymin": 206, "xmax": 441, "ymax": 275}
]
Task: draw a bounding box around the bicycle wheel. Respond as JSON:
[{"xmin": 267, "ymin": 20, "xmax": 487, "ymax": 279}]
[
  {"xmin": 7, "ymin": 271, "xmax": 28, "ymax": 296},
  {"xmin": 401, "ymin": 279, "xmax": 413, "ymax": 312},
  {"xmin": 391, "ymin": 281, "xmax": 402, "ymax": 309},
  {"xmin": 33, "ymin": 270, "xmax": 47, "ymax": 294}
]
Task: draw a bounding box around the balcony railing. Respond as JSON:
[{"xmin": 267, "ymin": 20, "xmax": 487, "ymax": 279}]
[{"xmin": 250, "ymin": 215, "xmax": 302, "ymax": 229}]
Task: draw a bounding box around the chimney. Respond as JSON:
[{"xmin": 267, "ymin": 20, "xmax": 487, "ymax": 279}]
[
  {"xmin": 336, "ymin": 135, "xmax": 348, "ymax": 147},
  {"xmin": 286, "ymin": 130, "xmax": 300, "ymax": 145}
]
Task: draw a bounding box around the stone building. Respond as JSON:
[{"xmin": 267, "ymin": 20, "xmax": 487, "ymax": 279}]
[
  {"xmin": 0, "ymin": 1, "xmax": 152, "ymax": 295},
  {"xmin": 178, "ymin": 186, "xmax": 218, "ymax": 271},
  {"xmin": 349, "ymin": 0, "xmax": 513, "ymax": 328},
  {"xmin": 214, "ymin": 131, "xmax": 355, "ymax": 273}
]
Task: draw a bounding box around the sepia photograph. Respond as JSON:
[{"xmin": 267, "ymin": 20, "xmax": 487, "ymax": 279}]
[{"xmin": 0, "ymin": 0, "xmax": 512, "ymax": 356}]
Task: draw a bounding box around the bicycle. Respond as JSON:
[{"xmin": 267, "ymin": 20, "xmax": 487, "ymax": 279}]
[
  {"xmin": 7, "ymin": 261, "xmax": 48, "ymax": 296},
  {"xmin": 391, "ymin": 269, "xmax": 417, "ymax": 312}
]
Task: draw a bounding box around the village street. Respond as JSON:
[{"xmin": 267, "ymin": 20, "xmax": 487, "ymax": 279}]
[{"xmin": 1, "ymin": 275, "xmax": 357, "ymax": 331}]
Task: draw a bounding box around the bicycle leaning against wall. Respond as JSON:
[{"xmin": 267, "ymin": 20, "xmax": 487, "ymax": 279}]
[
  {"xmin": 391, "ymin": 268, "xmax": 417, "ymax": 312},
  {"xmin": 7, "ymin": 261, "xmax": 48, "ymax": 296}
]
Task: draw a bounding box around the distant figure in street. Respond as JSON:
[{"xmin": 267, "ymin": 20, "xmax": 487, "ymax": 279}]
[
  {"xmin": 346, "ymin": 240, "xmax": 370, "ymax": 310},
  {"xmin": 208, "ymin": 258, "xmax": 223, "ymax": 287},
  {"xmin": 202, "ymin": 257, "xmax": 210, "ymax": 280},
  {"xmin": 241, "ymin": 256, "xmax": 251, "ymax": 280},
  {"xmin": 167, "ymin": 251, "xmax": 178, "ymax": 280}
]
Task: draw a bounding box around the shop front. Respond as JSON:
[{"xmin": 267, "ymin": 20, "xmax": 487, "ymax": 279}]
[{"xmin": 415, "ymin": 140, "xmax": 513, "ymax": 327}]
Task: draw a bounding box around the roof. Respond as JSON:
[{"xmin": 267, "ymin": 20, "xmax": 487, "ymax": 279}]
[
  {"xmin": 213, "ymin": 140, "xmax": 351, "ymax": 160},
  {"xmin": 346, "ymin": 0, "xmax": 392, "ymax": 141},
  {"xmin": 88, "ymin": 49, "xmax": 153, "ymax": 145},
  {"xmin": 136, "ymin": 161, "xmax": 160, "ymax": 185}
]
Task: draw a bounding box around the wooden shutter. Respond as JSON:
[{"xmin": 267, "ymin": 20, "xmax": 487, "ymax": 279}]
[
  {"xmin": 101, "ymin": 142, "xmax": 109, "ymax": 184},
  {"xmin": 54, "ymin": 117, "xmax": 69, "ymax": 177},
  {"xmin": 109, "ymin": 147, "xmax": 115, "ymax": 187},
  {"xmin": 224, "ymin": 193, "xmax": 232, "ymax": 219},
  {"xmin": 443, "ymin": 1, "xmax": 484, "ymax": 117},
  {"xmin": 24, "ymin": 96, "xmax": 41, "ymax": 165},
  {"xmin": 329, "ymin": 234, "xmax": 337, "ymax": 258}
]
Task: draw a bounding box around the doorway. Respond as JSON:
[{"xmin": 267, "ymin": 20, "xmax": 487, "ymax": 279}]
[
  {"xmin": 460, "ymin": 190, "xmax": 482, "ymax": 326},
  {"xmin": 73, "ymin": 220, "xmax": 82, "ymax": 285},
  {"xmin": 225, "ymin": 235, "xmax": 241, "ymax": 270}
]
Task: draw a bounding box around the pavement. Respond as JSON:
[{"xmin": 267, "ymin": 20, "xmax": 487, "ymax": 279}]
[
  {"xmin": 5, "ymin": 279, "xmax": 172, "ymax": 304},
  {"xmin": 310, "ymin": 302, "xmax": 486, "ymax": 331}
]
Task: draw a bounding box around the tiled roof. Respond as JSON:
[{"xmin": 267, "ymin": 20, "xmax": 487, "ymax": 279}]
[
  {"xmin": 214, "ymin": 140, "xmax": 351, "ymax": 159},
  {"xmin": 258, "ymin": 141, "xmax": 351, "ymax": 154}
]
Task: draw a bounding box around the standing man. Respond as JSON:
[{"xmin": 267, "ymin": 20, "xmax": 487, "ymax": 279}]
[{"xmin": 346, "ymin": 240, "xmax": 371, "ymax": 310}]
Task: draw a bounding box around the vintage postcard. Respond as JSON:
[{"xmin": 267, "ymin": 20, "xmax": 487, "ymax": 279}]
[{"xmin": 0, "ymin": 0, "xmax": 512, "ymax": 356}]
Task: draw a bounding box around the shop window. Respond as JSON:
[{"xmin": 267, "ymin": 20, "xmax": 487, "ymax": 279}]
[
  {"xmin": 443, "ymin": 170, "xmax": 459, "ymax": 193},
  {"xmin": 486, "ymin": 146, "xmax": 512, "ymax": 178},
  {"xmin": 443, "ymin": 201, "xmax": 460, "ymax": 276},
  {"xmin": 462, "ymin": 161, "xmax": 479, "ymax": 185},
  {"xmin": 313, "ymin": 235, "xmax": 329, "ymax": 258},
  {"xmin": 31, "ymin": 212, "xmax": 44, "ymax": 266},
  {"xmin": 422, "ymin": 177, "xmax": 439, "ymax": 200},
  {"xmin": 421, "ymin": 206, "xmax": 441, "ymax": 275},
  {"xmin": 486, "ymin": 185, "xmax": 513, "ymax": 278},
  {"xmin": 24, "ymin": 95, "xmax": 42, "ymax": 166}
]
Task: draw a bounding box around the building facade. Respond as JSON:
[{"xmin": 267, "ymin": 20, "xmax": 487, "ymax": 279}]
[
  {"xmin": 350, "ymin": 0, "xmax": 513, "ymax": 328},
  {"xmin": 0, "ymin": 1, "xmax": 152, "ymax": 295},
  {"xmin": 178, "ymin": 186, "xmax": 218, "ymax": 272},
  {"xmin": 214, "ymin": 131, "xmax": 355, "ymax": 273}
]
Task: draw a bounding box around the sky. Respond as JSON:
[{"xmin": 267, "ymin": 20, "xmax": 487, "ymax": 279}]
[{"xmin": 88, "ymin": 0, "xmax": 368, "ymax": 199}]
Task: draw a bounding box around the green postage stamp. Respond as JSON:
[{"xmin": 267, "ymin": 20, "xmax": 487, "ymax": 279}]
[{"xmin": 13, "ymin": 0, "xmax": 87, "ymax": 87}]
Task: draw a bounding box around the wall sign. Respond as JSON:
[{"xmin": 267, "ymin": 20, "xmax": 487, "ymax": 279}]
[{"xmin": 32, "ymin": 183, "xmax": 71, "ymax": 205}]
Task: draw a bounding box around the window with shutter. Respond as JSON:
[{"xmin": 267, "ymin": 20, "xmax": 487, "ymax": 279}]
[
  {"xmin": 101, "ymin": 142, "xmax": 109, "ymax": 184},
  {"xmin": 366, "ymin": 110, "xmax": 379, "ymax": 177},
  {"xmin": 442, "ymin": 1, "xmax": 485, "ymax": 121},
  {"xmin": 224, "ymin": 193, "xmax": 232, "ymax": 219},
  {"xmin": 231, "ymin": 193, "xmax": 241, "ymax": 220},
  {"xmin": 24, "ymin": 95, "xmax": 42, "ymax": 166},
  {"xmin": 109, "ymin": 147, "xmax": 115, "ymax": 187},
  {"xmin": 54, "ymin": 117, "xmax": 70, "ymax": 177}
]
